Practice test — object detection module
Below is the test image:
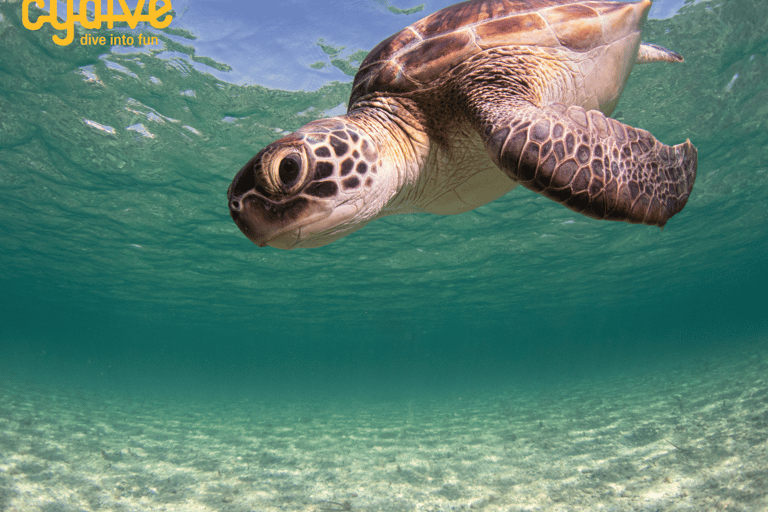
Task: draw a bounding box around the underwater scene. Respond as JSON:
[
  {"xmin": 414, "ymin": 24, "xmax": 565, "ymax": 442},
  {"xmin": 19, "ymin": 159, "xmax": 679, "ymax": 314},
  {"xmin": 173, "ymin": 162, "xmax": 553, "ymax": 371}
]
[{"xmin": 1, "ymin": 0, "xmax": 767, "ymax": 510}]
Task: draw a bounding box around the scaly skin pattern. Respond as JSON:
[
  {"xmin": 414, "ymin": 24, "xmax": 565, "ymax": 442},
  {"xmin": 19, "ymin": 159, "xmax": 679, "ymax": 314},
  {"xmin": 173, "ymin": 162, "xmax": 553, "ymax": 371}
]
[{"xmin": 481, "ymin": 102, "xmax": 697, "ymax": 227}]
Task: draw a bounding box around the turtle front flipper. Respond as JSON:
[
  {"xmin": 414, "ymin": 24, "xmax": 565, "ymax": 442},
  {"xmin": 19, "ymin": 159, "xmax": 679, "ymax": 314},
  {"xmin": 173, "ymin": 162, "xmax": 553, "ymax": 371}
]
[{"xmin": 481, "ymin": 102, "xmax": 697, "ymax": 227}]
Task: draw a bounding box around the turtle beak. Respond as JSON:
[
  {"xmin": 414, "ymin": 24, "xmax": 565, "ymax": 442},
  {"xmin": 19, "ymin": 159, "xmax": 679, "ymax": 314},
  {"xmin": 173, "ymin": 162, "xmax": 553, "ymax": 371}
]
[{"xmin": 228, "ymin": 192, "xmax": 334, "ymax": 249}]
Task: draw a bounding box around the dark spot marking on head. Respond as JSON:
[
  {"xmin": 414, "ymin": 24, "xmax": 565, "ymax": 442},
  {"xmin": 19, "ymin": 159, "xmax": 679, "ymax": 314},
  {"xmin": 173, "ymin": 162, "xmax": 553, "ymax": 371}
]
[
  {"xmin": 314, "ymin": 146, "xmax": 331, "ymax": 158},
  {"xmin": 347, "ymin": 130, "xmax": 359, "ymax": 143},
  {"xmin": 342, "ymin": 176, "xmax": 360, "ymax": 190},
  {"xmin": 330, "ymin": 136, "xmax": 349, "ymax": 157},
  {"xmin": 553, "ymin": 123, "xmax": 564, "ymax": 139},
  {"xmin": 340, "ymin": 158, "xmax": 354, "ymax": 176},
  {"xmin": 314, "ymin": 161, "xmax": 334, "ymax": 180},
  {"xmin": 353, "ymin": 150, "xmax": 360, "ymax": 159},
  {"xmin": 365, "ymin": 177, "xmax": 373, "ymax": 187},
  {"xmin": 594, "ymin": 145, "xmax": 603, "ymax": 158},
  {"xmin": 332, "ymin": 130, "xmax": 349, "ymax": 140},
  {"xmin": 356, "ymin": 161, "xmax": 368, "ymax": 174},
  {"xmin": 371, "ymin": 165, "xmax": 377, "ymax": 174},
  {"xmin": 541, "ymin": 140, "xmax": 552, "ymax": 156},
  {"xmin": 341, "ymin": 176, "xmax": 360, "ymax": 190},
  {"xmin": 304, "ymin": 181, "xmax": 338, "ymax": 198}
]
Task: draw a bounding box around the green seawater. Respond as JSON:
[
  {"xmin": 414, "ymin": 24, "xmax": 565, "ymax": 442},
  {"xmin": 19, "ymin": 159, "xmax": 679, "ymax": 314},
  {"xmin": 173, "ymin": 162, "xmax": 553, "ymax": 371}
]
[
  {"xmin": 1, "ymin": 0, "xmax": 767, "ymax": 385},
  {"xmin": 0, "ymin": 0, "xmax": 767, "ymax": 508}
]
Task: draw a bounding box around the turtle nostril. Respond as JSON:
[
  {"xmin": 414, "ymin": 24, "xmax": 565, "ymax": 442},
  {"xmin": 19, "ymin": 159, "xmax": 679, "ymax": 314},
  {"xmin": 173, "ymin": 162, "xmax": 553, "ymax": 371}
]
[{"xmin": 230, "ymin": 199, "xmax": 242, "ymax": 212}]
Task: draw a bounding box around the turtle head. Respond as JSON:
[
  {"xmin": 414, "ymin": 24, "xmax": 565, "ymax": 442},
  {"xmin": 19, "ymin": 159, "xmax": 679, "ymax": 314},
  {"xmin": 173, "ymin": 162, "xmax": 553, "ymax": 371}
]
[{"xmin": 228, "ymin": 118, "xmax": 382, "ymax": 249}]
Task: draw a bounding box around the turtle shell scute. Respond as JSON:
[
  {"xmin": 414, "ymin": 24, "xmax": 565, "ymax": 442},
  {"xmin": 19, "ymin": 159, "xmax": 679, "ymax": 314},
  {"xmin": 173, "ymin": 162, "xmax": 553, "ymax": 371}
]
[{"xmin": 349, "ymin": 0, "xmax": 638, "ymax": 104}]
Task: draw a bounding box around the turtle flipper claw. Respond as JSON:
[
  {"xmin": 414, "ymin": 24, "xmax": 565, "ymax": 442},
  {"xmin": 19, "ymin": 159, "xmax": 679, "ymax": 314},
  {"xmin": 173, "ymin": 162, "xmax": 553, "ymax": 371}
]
[{"xmin": 483, "ymin": 102, "xmax": 697, "ymax": 227}]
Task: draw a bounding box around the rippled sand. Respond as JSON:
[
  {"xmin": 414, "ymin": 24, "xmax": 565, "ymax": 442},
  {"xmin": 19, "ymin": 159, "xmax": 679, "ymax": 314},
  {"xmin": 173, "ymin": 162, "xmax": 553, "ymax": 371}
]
[{"xmin": 1, "ymin": 344, "xmax": 766, "ymax": 512}]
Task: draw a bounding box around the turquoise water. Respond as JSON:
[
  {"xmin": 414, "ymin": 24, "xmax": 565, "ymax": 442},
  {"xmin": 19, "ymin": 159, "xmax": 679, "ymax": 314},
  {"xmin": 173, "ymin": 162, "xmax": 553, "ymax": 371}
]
[{"xmin": 1, "ymin": 0, "xmax": 767, "ymax": 509}]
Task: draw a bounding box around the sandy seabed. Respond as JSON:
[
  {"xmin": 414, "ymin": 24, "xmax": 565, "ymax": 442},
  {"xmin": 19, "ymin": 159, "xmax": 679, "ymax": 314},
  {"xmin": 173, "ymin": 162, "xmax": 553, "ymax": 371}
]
[{"xmin": 1, "ymin": 344, "xmax": 767, "ymax": 512}]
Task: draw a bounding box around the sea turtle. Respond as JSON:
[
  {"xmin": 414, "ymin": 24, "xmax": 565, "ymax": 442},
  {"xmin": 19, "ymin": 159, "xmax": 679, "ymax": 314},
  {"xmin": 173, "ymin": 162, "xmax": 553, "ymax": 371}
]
[{"xmin": 228, "ymin": 0, "xmax": 697, "ymax": 249}]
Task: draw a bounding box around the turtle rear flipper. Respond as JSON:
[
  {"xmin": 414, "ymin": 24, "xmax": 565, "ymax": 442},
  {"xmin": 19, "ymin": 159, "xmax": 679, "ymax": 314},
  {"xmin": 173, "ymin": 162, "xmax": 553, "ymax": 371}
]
[
  {"xmin": 481, "ymin": 102, "xmax": 697, "ymax": 227},
  {"xmin": 637, "ymin": 43, "xmax": 684, "ymax": 64}
]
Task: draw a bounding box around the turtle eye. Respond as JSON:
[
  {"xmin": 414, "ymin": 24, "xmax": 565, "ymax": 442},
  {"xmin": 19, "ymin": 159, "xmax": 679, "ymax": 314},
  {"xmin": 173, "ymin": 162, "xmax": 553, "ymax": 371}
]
[
  {"xmin": 278, "ymin": 155, "xmax": 301, "ymax": 187},
  {"xmin": 269, "ymin": 151, "xmax": 306, "ymax": 193}
]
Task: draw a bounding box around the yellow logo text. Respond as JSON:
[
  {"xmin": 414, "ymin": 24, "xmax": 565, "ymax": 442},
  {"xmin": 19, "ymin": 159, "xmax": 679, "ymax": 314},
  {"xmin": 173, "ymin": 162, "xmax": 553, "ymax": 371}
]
[{"xmin": 22, "ymin": 0, "xmax": 173, "ymax": 46}]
